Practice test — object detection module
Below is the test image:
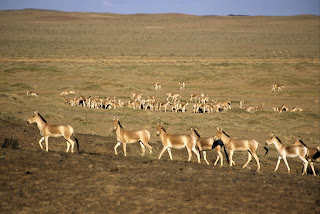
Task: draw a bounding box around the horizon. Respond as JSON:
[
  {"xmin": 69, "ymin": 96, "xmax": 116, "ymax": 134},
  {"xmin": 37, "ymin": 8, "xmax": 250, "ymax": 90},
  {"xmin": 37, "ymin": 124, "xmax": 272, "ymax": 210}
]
[
  {"xmin": 1, "ymin": 8, "xmax": 319, "ymax": 17},
  {"xmin": 1, "ymin": 0, "xmax": 319, "ymax": 16}
]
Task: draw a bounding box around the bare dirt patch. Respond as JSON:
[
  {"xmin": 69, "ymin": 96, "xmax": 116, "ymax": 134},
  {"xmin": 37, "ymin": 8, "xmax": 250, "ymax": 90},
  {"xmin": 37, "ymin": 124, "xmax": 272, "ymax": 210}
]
[{"xmin": 0, "ymin": 118, "xmax": 319, "ymax": 213}]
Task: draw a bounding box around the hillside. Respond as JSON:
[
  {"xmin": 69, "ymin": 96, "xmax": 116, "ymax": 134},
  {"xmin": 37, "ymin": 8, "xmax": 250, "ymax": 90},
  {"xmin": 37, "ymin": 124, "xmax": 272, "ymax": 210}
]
[{"xmin": 0, "ymin": 9, "xmax": 319, "ymax": 213}]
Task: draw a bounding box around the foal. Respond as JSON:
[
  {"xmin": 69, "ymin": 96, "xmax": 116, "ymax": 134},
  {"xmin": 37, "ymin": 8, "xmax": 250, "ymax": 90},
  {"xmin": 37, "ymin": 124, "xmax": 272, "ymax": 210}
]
[
  {"xmin": 113, "ymin": 117, "xmax": 152, "ymax": 156},
  {"xmin": 214, "ymin": 127, "xmax": 268, "ymax": 171},
  {"xmin": 156, "ymin": 124, "xmax": 200, "ymax": 163},
  {"xmin": 27, "ymin": 111, "xmax": 79, "ymax": 153},
  {"xmin": 265, "ymin": 134, "xmax": 308, "ymax": 174}
]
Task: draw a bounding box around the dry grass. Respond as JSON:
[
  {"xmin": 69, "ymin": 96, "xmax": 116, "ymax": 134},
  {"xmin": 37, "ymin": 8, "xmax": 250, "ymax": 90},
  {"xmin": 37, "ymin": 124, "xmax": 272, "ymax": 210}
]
[
  {"xmin": 0, "ymin": 11, "xmax": 319, "ymax": 213},
  {"xmin": 0, "ymin": 9, "xmax": 319, "ymax": 151}
]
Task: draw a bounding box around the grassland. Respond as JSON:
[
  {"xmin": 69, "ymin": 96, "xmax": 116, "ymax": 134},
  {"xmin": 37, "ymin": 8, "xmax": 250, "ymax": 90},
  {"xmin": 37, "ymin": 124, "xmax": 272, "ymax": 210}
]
[
  {"xmin": 0, "ymin": 9, "xmax": 319, "ymax": 213},
  {"xmin": 0, "ymin": 9, "xmax": 319, "ymax": 58},
  {"xmin": 0, "ymin": 9, "xmax": 319, "ymax": 145}
]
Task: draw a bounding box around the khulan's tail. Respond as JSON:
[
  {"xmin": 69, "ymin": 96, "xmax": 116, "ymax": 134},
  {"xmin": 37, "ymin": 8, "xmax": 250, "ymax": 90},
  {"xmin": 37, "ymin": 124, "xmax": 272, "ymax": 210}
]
[{"xmin": 73, "ymin": 133, "xmax": 80, "ymax": 153}]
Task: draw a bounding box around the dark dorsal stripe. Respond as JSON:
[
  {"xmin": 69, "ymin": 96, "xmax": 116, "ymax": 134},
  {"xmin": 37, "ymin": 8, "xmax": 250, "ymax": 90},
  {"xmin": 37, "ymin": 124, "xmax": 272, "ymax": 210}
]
[
  {"xmin": 222, "ymin": 130, "xmax": 230, "ymax": 137},
  {"xmin": 117, "ymin": 120, "xmax": 123, "ymax": 129},
  {"xmin": 297, "ymin": 139, "xmax": 308, "ymax": 148},
  {"xmin": 275, "ymin": 136, "xmax": 282, "ymax": 143},
  {"xmin": 37, "ymin": 113, "xmax": 47, "ymax": 123},
  {"xmin": 193, "ymin": 129, "xmax": 201, "ymax": 138}
]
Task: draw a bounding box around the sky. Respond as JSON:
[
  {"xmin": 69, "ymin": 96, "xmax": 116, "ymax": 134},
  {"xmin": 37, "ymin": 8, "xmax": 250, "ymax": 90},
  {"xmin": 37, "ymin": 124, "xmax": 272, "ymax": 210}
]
[{"xmin": 0, "ymin": 0, "xmax": 319, "ymax": 16}]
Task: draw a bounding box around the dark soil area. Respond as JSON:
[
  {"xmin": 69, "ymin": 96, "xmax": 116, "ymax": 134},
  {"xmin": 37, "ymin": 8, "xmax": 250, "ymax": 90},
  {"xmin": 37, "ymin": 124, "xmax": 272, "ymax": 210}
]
[{"xmin": 0, "ymin": 118, "xmax": 319, "ymax": 213}]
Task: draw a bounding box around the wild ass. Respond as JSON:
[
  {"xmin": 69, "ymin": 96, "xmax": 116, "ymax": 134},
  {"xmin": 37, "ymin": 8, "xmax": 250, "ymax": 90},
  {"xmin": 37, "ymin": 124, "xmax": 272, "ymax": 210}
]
[
  {"xmin": 293, "ymin": 138, "xmax": 320, "ymax": 176},
  {"xmin": 291, "ymin": 106, "xmax": 303, "ymax": 112},
  {"xmin": 279, "ymin": 104, "xmax": 289, "ymax": 113},
  {"xmin": 273, "ymin": 104, "xmax": 289, "ymax": 113},
  {"xmin": 240, "ymin": 100, "xmax": 261, "ymax": 112},
  {"xmin": 199, "ymin": 94, "xmax": 209, "ymax": 104},
  {"xmin": 27, "ymin": 91, "xmax": 38, "ymax": 97},
  {"xmin": 219, "ymin": 99, "xmax": 232, "ymax": 110},
  {"xmin": 172, "ymin": 101, "xmax": 188, "ymax": 113},
  {"xmin": 27, "ymin": 111, "xmax": 79, "ymax": 153},
  {"xmin": 271, "ymin": 84, "xmax": 284, "ymax": 92},
  {"xmin": 179, "ymin": 81, "xmax": 186, "ymax": 90},
  {"xmin": 156, "ymin": 124, "xmax": 200, "ymax": 163},
  {"xmin": 191, "ymin": 128, "xmax": 228, "ymax": 166},
  {"xmin": 214, "ymin": 127, "xmax": 268, "ymax": 171},
  {"xmin": 157, "ymin": 101, "xmax": 171, "ymax": 112},
  {"xmin": 60, "ymin": 90, "xmax": 75, "ymax": 96},
  {"xmin": 152, "ymin": 82, "xmax": 161, "ymax": 90},
  {"xmin": 113, "ymin": 116, "xmax": 152, "ymax": 156},
  {"xmin": 244, "ymin": 105, "xmax": 255, "ymax": 113},
  {"xmin": 131, "ymin": 92, "xmax": 142, "ymax": 102},
  {"xmin": 307, "ymin": 148, "xmax": 320, "ymax": 176},
  {"xmin": 255, "ymin": 103, "xmax": 265, "ymax": 111},
  {"xmin": 239, "ymin": 100, "xmax": 244, "ymax": 109},
  {"xmin": 265, "ymin": 134, "xmax": 308, "ymax": 175},
  {"xmin": 189, "ymin": 94, "xmax": 198, "ymax": 103},
  {"xmin": 166, "ymin": 93, "xmax": 180, "ymax": 102}
]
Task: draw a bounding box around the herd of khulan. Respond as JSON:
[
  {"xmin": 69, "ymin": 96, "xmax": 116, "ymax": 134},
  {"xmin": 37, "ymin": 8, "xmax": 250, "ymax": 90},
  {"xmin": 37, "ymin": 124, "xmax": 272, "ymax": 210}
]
[{"xmin": 25, "ymin": 82, "xmax": 319, "ymax": 176}]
